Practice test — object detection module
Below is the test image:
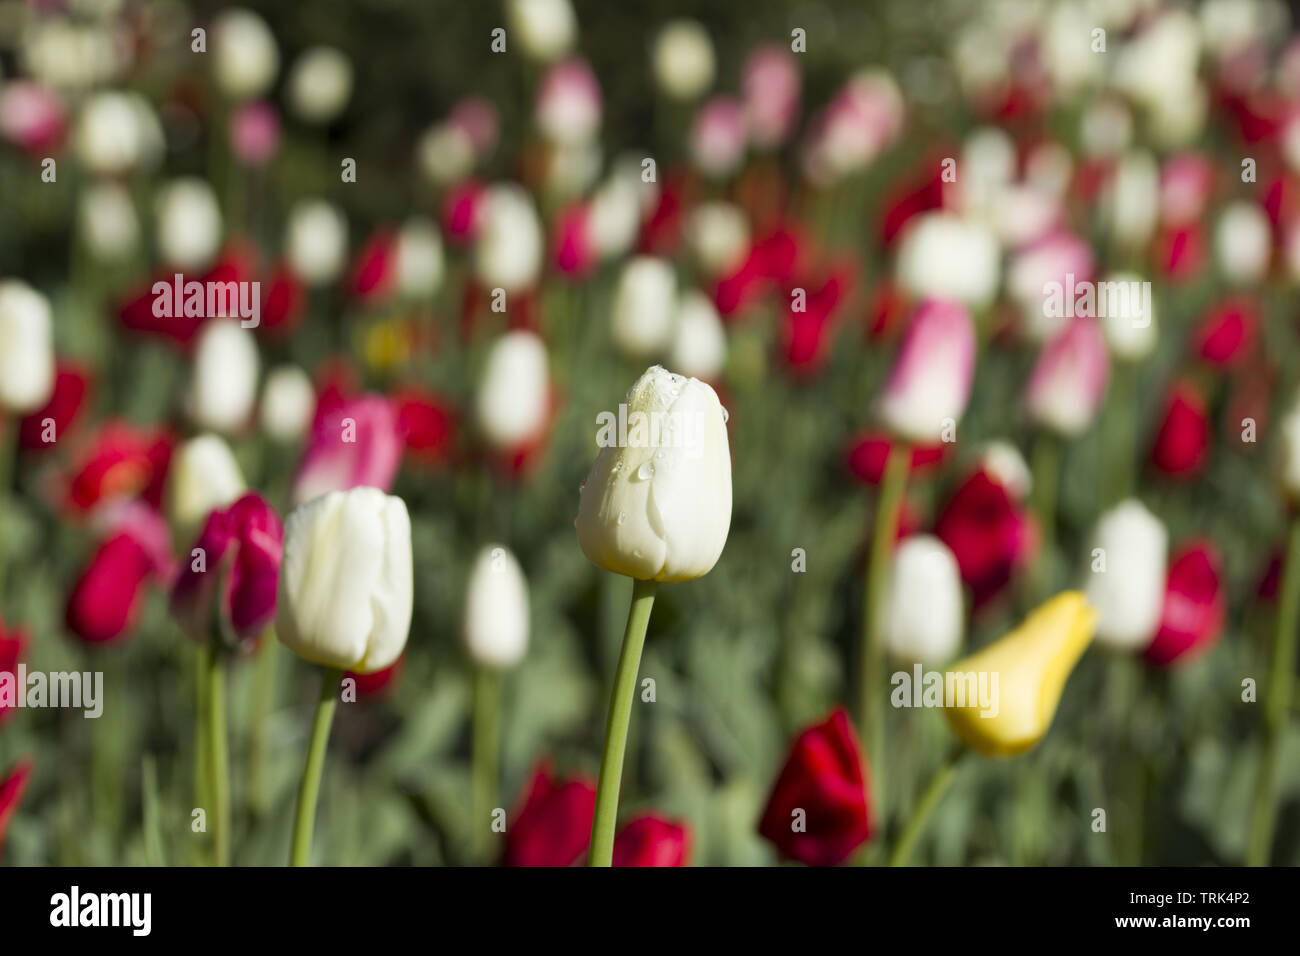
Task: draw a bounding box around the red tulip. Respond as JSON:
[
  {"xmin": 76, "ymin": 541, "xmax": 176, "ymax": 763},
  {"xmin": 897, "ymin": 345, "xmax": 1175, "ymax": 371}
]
[
  {"xmin": 846, "ymin": 432, "xmax": 947, "ymax": 485},
  {"xmin": 291, "ymin": 394, "xmax": 403, "ymax": 506},
  {"xmin": 351, "ymin": 229, "xmax": 399, "ymax": 303},
  {"xmin": 63, "ymin": 422, "xmax": 174, "ymax": 514},
  {"xmin": 66, "ymin": 532, "xmax": 156, "ymax": 645},
  {"xmin": 18, "ymin": 362, "xmax": 89, "ymax": 452},
  {"xmin": 260, "ymin": 262, "xmax": 306, "ymax": 338},
  {"xmin": 553, "ymin": 203, "xmax": 596, "ymax": 277},
  {"xmin": 934, "ymin": 469, "xmax": 1033, "ymax": 610},
  {"xmin": 346, "ymin": 654, "xmax": 404, "ymax": 699},
  {"xmin": 713, "ymin": 224, "xmax": 805, "ymax": 318},
  {"xmin": 0, "ymin": 758, "xmax": 33, "ymax": 861},
  {"xmin": 502, "ymin": 762, "xmax": 597, "ymax": 867},
  {"xmin": 1192, "ymin": 299, "xmax": 1258, "ymax": 368},
  {"xmin": 638, "ymin": 169, "xmax": 688, "ymax": 257},
  {"xmin": 171, "ymin": 493, "xmax": 282, "ymax": 648},
  {"xmin": 443, "ymin": 179, "xmax": 486, "ymax": 245},
  {"xmin": 612, "ymin": 814, "xmax": 691, "ymax": 867},
  {"xmin": 1156, "ymin": 224, "xmax": 1206, "ymax": 282},
  {"xmin": 391, "ymin": 386, "xmax": 455, "ymax": 467},
  {"xmin": 878, "ymin": 163, "xmax": 948, "ymax": 247},
  {"xmin": 782, "ymin": 261, "xmax": 855, "ymax": 374},
  {"xmin": 0, "ymin": 619, "xmax": 26, "ymax": 726},
  {"xmin": 757, "ymin": 708, "xmax": 872, "ymax": 866},
  {"xmin": 1151, "ymin": 381, "xmax": 1210, "ymax": 479},
  {"xmin": 117, "ymin": 247, "xmax": 257, "ymax": 347},
  {"xmin": 1144, "ymin": 542, "xmax": 1225, "ymax": 666}
]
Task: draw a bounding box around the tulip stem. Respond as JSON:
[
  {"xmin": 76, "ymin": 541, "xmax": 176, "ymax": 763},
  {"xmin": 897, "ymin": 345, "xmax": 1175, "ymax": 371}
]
[
  {"xmin": 1029, "ymin": 433, "xmax": 1060, "ymax": 599},
  {"xmin": 1246, "ymin": 518, "xmax": 1300, "ymax": 865},
  {"xmin": 859, "ymin": 441, "xmax": 909, "ymax": 822},
  {"xmin": 203, "ymin": 639, "xmax": 230, "ymax": 867},
  {"xmin": 290, "ymin": 667, "xmax": 343, "ymax": 866},
  {"xmin": 471, "ymin": 665, "xmax": 501, "ymax": 863},
  {"xmin": 589, "ymin": 576, "xmax": 658, "ymax": 867},
  {"xmin": 888, "ymin": 745, "xmax": 968, "ymax": 866},
  {"xmin": 248, "ymin": 633, "xmax": 277, "ymax": 820}
]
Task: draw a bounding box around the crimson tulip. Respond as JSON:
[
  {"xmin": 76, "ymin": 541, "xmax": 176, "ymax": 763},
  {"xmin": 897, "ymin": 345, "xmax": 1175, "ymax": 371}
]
[
  {"xmin": 934, "ymin": 468, "xmax": 1033, "ymax": 610},
  {"xmin": 503, "ymin": 762, "xmax": 597, "ymax": 867},
  {"xmin": 1144, "ymin": 542, "xmax": 1226, "ymax": 666},
  {"xmin": 0, "ymin": 758, "xmax": 32, "ymax": 861},
  {"xmin": 1151, "ymin": 381, "xmax": 1210, "ymax": 479},
  {"xmin": 0, "ymin": 619, "xmax": 25, "ymax": 726},
  {"xmin": 612, "ymin": 814, "xmax": 691, "ymax": 867},
  {"xmin": 18, "ymin": 362, "xmax": 90, "ymax": 452}
]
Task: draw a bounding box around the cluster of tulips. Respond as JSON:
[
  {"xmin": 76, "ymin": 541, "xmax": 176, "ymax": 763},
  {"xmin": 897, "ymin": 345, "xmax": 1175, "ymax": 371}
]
[{"xmin": 1, "ymin": 0, "xmax": 1300, "ymax": 867}]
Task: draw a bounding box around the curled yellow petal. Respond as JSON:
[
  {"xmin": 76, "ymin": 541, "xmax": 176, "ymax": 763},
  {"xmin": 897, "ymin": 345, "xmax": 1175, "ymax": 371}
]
[{"xmin": 943, "ymin": 591, "xmax": 1096, "ymax": 756}]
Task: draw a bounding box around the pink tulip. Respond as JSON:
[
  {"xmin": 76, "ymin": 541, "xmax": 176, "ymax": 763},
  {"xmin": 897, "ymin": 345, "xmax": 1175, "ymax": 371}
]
[
  {"xmin": 534, "ymin": 58, "xmax": 601, "ymax": 145},
  {"xmin": 742, "ymin": 45, "xmax": 800, "ymax": 148},
  {"xmin": 1025, "ymin": 317, "xmax": 1111, "ymax": 436},
  {"xmin": 553, "ymin": 202, "xmax": 595, "ymax": 277},
  {"xmin": 877, "ymin": 299, "xmax": 976, "ymax": 443},
  {"xmin": 449, "ymin": 97, "xmax": 499, "ymax": 158},
  {"xmin": 0, "ymin": 81, "xmax": 65, "ymax": 154},
  {"xmin": 228, "ymin": 100, "xmax": 280, "ymax": 166},
  {"xmin": 1160, "ymin": 152, "xmax": 1214, "ymax": 227},
  {"xmin": 690, "ymin": 96, "xmax": 746, "ymax": 178},
  {"xmin": 171, "ymin": 493, "xmax": 283, "ymax": 648},
  {"xmin": 291, "ymin": 394, "xmax": 403, "ymax": 506}
]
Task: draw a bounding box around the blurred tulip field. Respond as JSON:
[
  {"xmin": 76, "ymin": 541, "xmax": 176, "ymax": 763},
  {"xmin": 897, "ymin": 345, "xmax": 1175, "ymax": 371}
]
[{"xmin": 2, "ymin": 0, "xmax": 1300, "ymax": 870}]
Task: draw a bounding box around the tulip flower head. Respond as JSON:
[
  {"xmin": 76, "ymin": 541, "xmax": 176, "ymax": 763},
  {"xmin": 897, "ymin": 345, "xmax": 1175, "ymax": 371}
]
[
  {"xmin": 884, "ymin": 535, "xmax": 965, "ymax": 665},
  {"xmin": 291, "ymin": 394, "xmax": 403, "ymax": 507},
  {"xmin": 476, "ymin": 330, "xmax": 551, "ymax": 454},
  {"xmin": 186, "ymin": 321, "xmax": 260, "ymax": 435},
  {"xmin": 877, "ymin": 299, "xmax": 976, "ymax": 444},
  {"xmin": 577, "ymin": 366, "xmax": 732, "ymax": 582},
  {"xmin": 464, "ymin": 545, "xmax": 530, "ymax": 669},
  {"xmin": 1144, "ymin": 542, "xmax": 1225, "ymax": 666},
  {"xmin": 276, "ymin": 487, "xmax": 413, "ymax": 674},
  {"xmin": 944, "ymin": 592, "xmax": 1096, "ymax": 756},
  {"xmin": 166, "ymin": 434, "xmax": 246, "ymax": 538},
  {"xmin": 0, "ymin": 280, "xmax": 55, "ymax": 414},
  {"xmin": 1084, "ymin": 499, "xmax": 1168, "ymax": 651},
  {"xmin": 653, "ymin": 20, "xmax": 715, "ymax": 101},
  {"xmin": 1025, "ymin": 317, "xmax": 1110, "ymax": 437}
]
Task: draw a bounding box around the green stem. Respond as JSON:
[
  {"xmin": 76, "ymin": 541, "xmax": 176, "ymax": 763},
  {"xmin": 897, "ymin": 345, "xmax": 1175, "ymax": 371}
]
[
  {"xmin": 471, "ymin": 665, "xmax": 502, "ymax": 863},
  {"xmin": 204, "ymin": 638, "xmax": 230, "ymax": 867},
  {"xmin": 192, "ymin": 644, "xmax": 209, "ymax": 865},
  {"xmin": 888, "ymin": 746, "xmax": 967, "ymax": 866},
  {"xmin": 247, "ymin": 633, "xmax": 277, "ymax": 820},
  {"xmin": 289, "ymin": 667, "xmax": 343, "ymax": 867},
  {"xmin": 1245, "ymin": 518, "xmax": 1300, "ymax": 865},
  {"xmin": 859, "ymin": 440, "xmax": 909, "ymax": 821},
  {"xmin": 589, "ymin": 577, "xmax": 658, "ymax": 867},
  {"xmin": 1029, "ymin": 432, "xmax": 1061, "ymax": 599},
  {"xmin": 1102, "ymin": 362, "xmax": 1137, "ymax": 507},
  {"xmin": 142, "ymin": 755, "xmax": 166, "ymax": 866}
]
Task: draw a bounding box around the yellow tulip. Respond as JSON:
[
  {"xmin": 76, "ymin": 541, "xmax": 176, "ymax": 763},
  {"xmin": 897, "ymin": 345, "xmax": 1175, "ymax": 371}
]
[{"xmin": 944, "ymin": 591, "xmax": 1096, "ymax": 756}]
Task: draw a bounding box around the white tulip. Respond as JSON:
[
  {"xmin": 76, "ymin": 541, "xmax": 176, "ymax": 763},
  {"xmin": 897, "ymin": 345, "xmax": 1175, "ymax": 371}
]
[
  {"xmin": 653, "ymin": 20, "xmax": 715, "ymax": 101},
  {"xmin": 287, "ymin": 46, "xmax": 352, "ymax": 123},
  {"xmin": 611, "ymin": 256, "xmax": 677, "ymax": 359},
  {"xmin": 686, "ymin": 201, "xmax": 750, "ymax": 276},
  {"xmin": 0, "ymin": 280, "xmax": 55, "ymax": 413},
  {"xmin": 464, "ymin": 545, "xmax": 530, "ymax": 669},
  {"xmin": 507, "ymin": 0, "xmax": 577, "ymax": 62},
  {"xmin": 577, "ymin": 366, "xmax": 732, "ymax": 582},
  {"xmin": 166, "ymin": 434, "xmax": 246, "ymax": 534},
  {"xmin": 1084, "ymin": 499, "xmax": 1168, "ymax": 651},
  {"xmin": 260, "ymin": 364, "xmax": 316, "ymax": 442},
  {"xmin": 1100, "ymin": 271, "xmax": 1157, "ymax": 361},
  {"xmin": 277, "ymin": 488, "xmax": 413, "ymax": 674},
  {"xmin": 416, "ymin": 122, "xmax": 475, "ymax": 185},
  {"xmin": 588, "ymin": 172, "xmax": 643, "ymax": 261},
  {"xmin": 1107, "ymin": 151, "xmax": 1160, "ymax": 249},
  {"xmin": 669, "ymin": 291, "xmax": 727, "ymax": 381},
  {"xmin": 476, "ymin": 330, "xmax": 549, "ymax": 450},
  {"xmin": 155, "ymin": 178, "xmax": 222, "ymax": 270},
  {"xmin": 1278, "ymin": 391, "xmax": 1300, "ymax": 503},
  {"xmin": 75, "ymin": 91, "xmax": 163, "ymax": 176},
  {"xmin": 286, "ymin": 199, "xmax": 348, "ymax": 285},
  {"xmin": 394, "ymin": 217, "xmax": 445, "ymax": 297},
  {"xmin": 187, "ymin": 321, "xmax": 259, "ymax": 434},
  {"xmin": 884, "ymin": 535, "xmax": 964, "ymax": 665},
  {"xmin": 895, "ymin": 212, "xmax": 1000, "ymax": 309},
  {"xmin": 1079, "ymin": 98, "xmax": 1133, "ymax": 158},
  {"xmin": 474, "ymin": 184, "xmax": 543, "ymax": 293},
  {"xmin": 1215, "ymin": 201, "xmax": 1271, "ymax": 284},
  {"xmin": 79, "ymin": 183, "xmax": 139, "ymax": 262},
  {"xmin": 212, "ymin": 9, "xmax": 279, "ymax": 100},
  {"xmin": 980, "ymin": 441, "xmax": 1032, "ymax": 500}
]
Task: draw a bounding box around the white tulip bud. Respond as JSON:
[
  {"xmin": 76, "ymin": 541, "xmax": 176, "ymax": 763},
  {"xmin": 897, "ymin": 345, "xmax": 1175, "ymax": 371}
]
[
  {"xmin": 1215, "ymin": 201, "xmax": 1271, "ymax": 284},
  {"xmin": 186, "ymin": 321, "xmax": 259, "ymax": 434},
  {"xmin": 394, "ymin": 217, "xmax": 445, "ymax": 297},
  {"xmin": 416, "ymin": 122, "xmax": 475, "ymax": 185},
  {"xmin": 474, "ymin": 184, "xmax": 543, "ymax": 293},
  {"xmin": 507, "ymin": 0, "xmax": 577, "ymax": 63},
  {"xmin": 75, "ymin": 91, "xmax": 163, "ymax": 176},
  {"xmin": 277, "ymin": 488, "xmax": 413, "ymax": 674},
  {"xmin": 213, "ymin": 9, "xmax": 279, "ymax": 101},
  {"xmin": 260, "ymin": 364, "xmax": 316, "ymax": 442},
  {"xmin": 476, "ymin": 330, "xmax": 549, "ymax": 451},
  {"xmin": 79, "ymin": 183, "xmax": 139, "ymax": 262},
  {"xmin": 166, "ymin": 434, "xmax": 246, "ymax": 534},
  {"xmin": 464, "ymin": 545, "xmax": 530, "ymax": 668},
  {"xmin": 155, "ymin": 178, "xmax": 222, "ymax": 271},
  {"xmin": 896, "ymin": 212, "xmax": 1000, "ymax": 309},
  {"xmin": 686, "ymin": 201, "xmax": 750, "ymax": 276},
  {"xmin": 611, "ymin": 256, "xmax": 677, "ymax": 359},
  {"xmin": 588, "ymin": 172, "xmax": 643, "ymax": 261},
  {"xmin": 1277, "ymin": 390, "xmax": 1300, "ymax": 504},
  {"xmin": 577, "ymin": 366, "xmax": 732, "ymax": 582},
  {"xmin": 1100, "ymin": 270, "xmax": 1157, "ymax": 361},
  {"xmin": 884, "ymin": 535, "xmax": 964, "ymax": 665},
  {"xmin": 0, "ymin": 280, "xmax": 55, "ymax": 414},
  {"xmin": 1084, "ymin": 499, "xmax": 1168, "ymax": 651},
  {"xmin": 653, "ymin": 20, "xmax": 715, "ymax": 101},
  {"xmin": 669, "ymin": 291, "xmax": 727, "ymax": 381},
  {"xmin": 980, "ymin": 440, "xmax": 1032, "ymax": 500},
  {"xmin": 286, "ymin": 199, "xmax": 348, "ymax": 285},
  {"xmin": 287, "ymin": 46, "xmax": 352, "ymax": 124}
]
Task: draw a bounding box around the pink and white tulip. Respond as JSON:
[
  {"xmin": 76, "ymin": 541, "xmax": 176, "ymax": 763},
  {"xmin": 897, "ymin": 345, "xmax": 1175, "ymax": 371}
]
[
  {"xmin": 1025, "ymin": 318, "xmax": 1110, "ymax": 437},
  {"xmin": 877, "ymin": 299, "xmax": 976, "ymax": 444}
]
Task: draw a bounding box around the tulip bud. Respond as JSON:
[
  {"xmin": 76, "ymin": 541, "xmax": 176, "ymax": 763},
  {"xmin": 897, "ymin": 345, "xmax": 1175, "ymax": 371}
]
[
  {"xmin": 0, "ymin": 758, "xmax": 32, "ymax": 858},
  {"xmin": 877, "ymin": 299, "xmax": 976, "ymax": 444},
  {"xmin": 464, "ymin": 545, "xmax": 530, "ymax": 669},
  {"xmin": 742, "ymin": 45, "xmax": 800, "ymax": 148},
  {"xmin": 186, "ymin": 321, "xmax": 259, "ymax": 435},
  {"xmin": 576, "ymin": 366, "xmax": 732, "ymax": 582},
  {"xmin": 229, "ymin": 100, "xmax": 280, "ymax": 167},
  {"xmin": 611, "ymin": 257, "xmax": 677, "ymax": 359},
  {"xmin": 1099, "ymin": 270, "xmax": 1157, "ymax": 361},
  {"xmin": 66, "ymin": 532, "xmax": 155, "ymax": 645},
  {"xmin": 260, "ymin": 364, "xmax": 316, "ymax": 442},
  {"xmin": 1151, "ymin": 381, "xmax": 1210, "ymax": 478},
  {"xmin": 286, "ymin": 47, "xmax": 352, "ymax": 124},
  {"xmin": 166, "ymin": 434, "xmax": 246, "ymax": 536},
  {"xmin": 0, "ymin": 81, "xmax": 64, "ymax": 155},
  {"xmin": 394, "ymin": 217, "xmax": 445, "ymax": 298},
  {"xmin": 0, "ymin": 280, "xmax": 55, "ymax": 414},
  {"xmin": 171, "ymin": 493, "xmax": 283, "ymax": 649},
  {"xmin": 474, "ymin": 184, "xmax": 543, "ymax": 293},
  {"xmin": 476, "ymin": 331, "xmax": 550, "ymax": 453},
  {"xmin": 935, "ymin": 468, "xmax": 1033, "ymax": 610},
  {"xmin": 1276, "ymin": 390, "xmax": 1300, "ymax": 504},
  {"xmin": 884, "ymin": 535, "xmax": 964, "ymax": 665},
  {"xmin": 78, "ymin": 183, "xmax": 139, "ymax": 262},
  {"xmin": 686, "ymin": 201, "xmax": 749, "ymax": 277},
  {"xmin": 1144, "ymin": 541, "xmax": 1224, "ymax": 666},
  {"xmin": 506, "ymin": 0, "xmax": 577, "ymax": 63},
  {"xmin": 944, "ymin": 591, "xmax": 1096, "ymax": 756},
  {"xmin": 690, "ymin": 97, "xmax": 746, "ymax": 178},
  {"xmin": 979, "ymin": 441, "xmax": 1032, "ymax": 501},
  {"xmin": 535, "ymin": 59, "xmax": 601, "ymax": 145},
  {"xmin": 1025, "ymin": 318, "xmax": 1110, "ymax": 437},
  {"xmin": 291, "ymin": 395, "xmax": 403, "ymax": 507},
  {"xmin": 1084, "ymin": 500, "xmax": 1168, "ymax": 651},
  {"xmin": 417, "ymin": 122, "xmax": 475, "ymax": 185},
  {"xmin": 653, "ymin": 20, "xmax": 715, "ymax": 101},
  {"xmin": 588, "ymin": 167, "xmax": 645, "ymax": 261},
  {"xmin": 155, "ymin": 178, "xmax": 222, "ymax": 271},
  {"xmin": 212, "ymin": 9, "xmax": 279, "ymax": 101},
  {"xmin": 75, "ymin": 91, "xmax": 163, "ymax": 176},
  {"xmin": 1007, "ymin": 231, "xmax": 1094, "ymax": 341},
  {"xmin": 285, "ymin": 200, "xmax": 348, "ymax": 286},
  {"xmin": 503, "ymin": 761, "xmax": 596, "ymax": 867},
  {"xmin": 277, "ymin": 487, "xmax": 413, "ymax": 674},
  {"xmin": 613, "ymin": 814, "xmax": 691, "ymax": 867},
  {"xmin": 895, "ymin": 213, "xmax": 1000, "ymax": 309},
  {"xmin": 668, "ymin": 291, "xmax": 727, "ymax": 381},
  {"xmin": 1106, "ymin": 150, "xmax": 1159, "ymax": 248},
  {"xmin": 1215, "ymin": 200, "xmax": 1271, "ymax": 284}
]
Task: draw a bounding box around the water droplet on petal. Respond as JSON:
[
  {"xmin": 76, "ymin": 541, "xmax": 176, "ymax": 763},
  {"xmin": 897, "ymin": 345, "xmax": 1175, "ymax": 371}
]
[
  {"xmin": 636, "ymin": 461, "xmax": 654, "ymax": 480},
  {"xmin": 721, "ymin": 406, "xmax": 730, "ymax": 423},
  {"xmin": 617, "ymin": 511, "xmax": 627, "ymax": 525}
]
